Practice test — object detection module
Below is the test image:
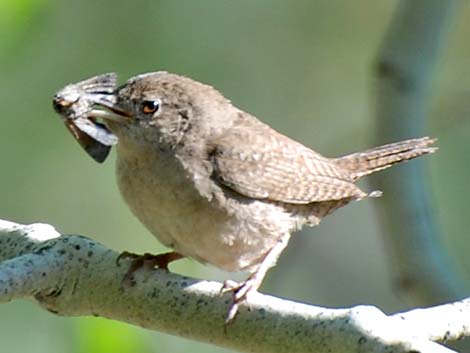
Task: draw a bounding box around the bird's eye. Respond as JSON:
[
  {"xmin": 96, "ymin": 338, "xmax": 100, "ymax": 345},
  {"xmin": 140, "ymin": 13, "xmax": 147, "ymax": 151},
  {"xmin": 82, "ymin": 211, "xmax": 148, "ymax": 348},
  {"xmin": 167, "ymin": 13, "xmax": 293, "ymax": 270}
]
[{"xmin": 141, "ymin": 100, "xmax": 161, "ymax": 114}]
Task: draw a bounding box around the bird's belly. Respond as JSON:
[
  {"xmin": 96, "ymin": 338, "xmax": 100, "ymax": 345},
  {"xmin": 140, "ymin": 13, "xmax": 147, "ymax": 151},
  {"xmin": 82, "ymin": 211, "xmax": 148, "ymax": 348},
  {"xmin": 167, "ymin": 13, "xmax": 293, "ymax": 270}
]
[{"xmin": 115, "ymin": 150, "xmax": 287, "ymax": 272}]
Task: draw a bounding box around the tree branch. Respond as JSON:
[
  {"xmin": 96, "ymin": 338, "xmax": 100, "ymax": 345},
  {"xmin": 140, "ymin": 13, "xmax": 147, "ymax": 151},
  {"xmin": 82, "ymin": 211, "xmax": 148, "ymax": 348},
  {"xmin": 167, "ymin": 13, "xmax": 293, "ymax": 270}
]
[
  {"xmin": 0, "ymin": 219, "xmax": 468, "ymax": 353},
  {"xmin": 373, "ymin": 0, "xmax": 465, "ymax": 304}
]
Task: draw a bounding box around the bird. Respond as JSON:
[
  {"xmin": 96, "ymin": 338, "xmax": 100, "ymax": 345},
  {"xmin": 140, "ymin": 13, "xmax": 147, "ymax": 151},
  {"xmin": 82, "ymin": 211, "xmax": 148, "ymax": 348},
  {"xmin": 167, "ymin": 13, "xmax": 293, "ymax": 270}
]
[{"xmin": 53, "ymin": 72, "xmax": 437, "ymax": 322}]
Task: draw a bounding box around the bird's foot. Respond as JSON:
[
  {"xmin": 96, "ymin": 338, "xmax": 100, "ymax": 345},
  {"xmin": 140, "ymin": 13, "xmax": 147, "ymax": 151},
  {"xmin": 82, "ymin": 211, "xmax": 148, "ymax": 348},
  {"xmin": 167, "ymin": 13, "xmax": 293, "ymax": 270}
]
[
  {"xmin": 116, "ymin": 251, "xmax": 184, "ymax": 286},
  {"xmin": 220, "ymin": 273, "xmax": 263, "ymax": 324}
]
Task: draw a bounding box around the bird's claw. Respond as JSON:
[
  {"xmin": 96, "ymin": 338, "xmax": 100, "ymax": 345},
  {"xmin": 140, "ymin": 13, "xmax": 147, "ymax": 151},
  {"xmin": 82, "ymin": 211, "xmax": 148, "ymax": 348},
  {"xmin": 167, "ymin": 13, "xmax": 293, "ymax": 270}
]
[
  {"xmin": 220, "ymin": 279, "xmax": 239, "ymax": 294},
  {"xmin": 116, "ymin": 251, "xmax": 184, "ymax": 287},
  {"xmin": 220, "ymin": 276, "xmax": 260, "ymax": 324},
  {"xmin": 116, "ymin": 250, "xmax": 141, "ymax": 265}
]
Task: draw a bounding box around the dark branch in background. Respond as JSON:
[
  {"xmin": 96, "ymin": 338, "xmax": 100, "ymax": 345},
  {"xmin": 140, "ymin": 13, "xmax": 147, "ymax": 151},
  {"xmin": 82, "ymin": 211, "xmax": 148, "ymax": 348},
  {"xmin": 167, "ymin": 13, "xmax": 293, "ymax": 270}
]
[{"xmin": 373, "ymin": 0, "xmax": 466, "ymax": 304}]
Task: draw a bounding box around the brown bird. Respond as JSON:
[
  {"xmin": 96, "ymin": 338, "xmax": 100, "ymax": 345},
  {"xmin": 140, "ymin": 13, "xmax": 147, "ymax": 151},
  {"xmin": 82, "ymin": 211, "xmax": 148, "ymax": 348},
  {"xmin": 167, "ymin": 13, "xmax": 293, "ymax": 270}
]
[{"xmin": 54, "ymin": 72, "xmax": 437, "ymax": 322}]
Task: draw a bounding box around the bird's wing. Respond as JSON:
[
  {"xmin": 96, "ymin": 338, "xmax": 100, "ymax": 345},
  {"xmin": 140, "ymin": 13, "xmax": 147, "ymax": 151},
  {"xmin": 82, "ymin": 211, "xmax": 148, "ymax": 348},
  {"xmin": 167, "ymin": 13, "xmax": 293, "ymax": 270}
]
[{"xmin": 208, "ymin": 126, "xmax": 366, "ymax": 204}]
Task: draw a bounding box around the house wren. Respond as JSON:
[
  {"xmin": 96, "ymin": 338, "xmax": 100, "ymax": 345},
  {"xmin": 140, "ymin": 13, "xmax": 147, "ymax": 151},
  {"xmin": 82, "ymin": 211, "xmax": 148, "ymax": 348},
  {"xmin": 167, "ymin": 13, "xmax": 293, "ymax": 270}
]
[{"xmin": 53, "ymin": 72, "xmax": 437, "ymax": 322}]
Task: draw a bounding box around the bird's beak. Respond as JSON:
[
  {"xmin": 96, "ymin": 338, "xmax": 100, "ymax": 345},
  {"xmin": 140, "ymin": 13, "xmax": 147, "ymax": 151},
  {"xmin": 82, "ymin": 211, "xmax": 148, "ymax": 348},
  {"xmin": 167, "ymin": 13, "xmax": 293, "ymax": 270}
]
[
  {"xmin": 85, "ymin": 94, "xmax": 132, "ymax": 124},
  {"xmin": 72, "ymin": 93, "xmax": 132, "ymax": 163}
]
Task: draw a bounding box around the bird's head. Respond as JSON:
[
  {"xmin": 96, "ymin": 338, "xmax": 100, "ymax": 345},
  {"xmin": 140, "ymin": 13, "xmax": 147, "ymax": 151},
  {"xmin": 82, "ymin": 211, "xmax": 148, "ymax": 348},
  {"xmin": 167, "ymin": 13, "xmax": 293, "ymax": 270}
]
[{"xmin": 96, "ymin": 72, "xmax": 235, "ymax": 152}]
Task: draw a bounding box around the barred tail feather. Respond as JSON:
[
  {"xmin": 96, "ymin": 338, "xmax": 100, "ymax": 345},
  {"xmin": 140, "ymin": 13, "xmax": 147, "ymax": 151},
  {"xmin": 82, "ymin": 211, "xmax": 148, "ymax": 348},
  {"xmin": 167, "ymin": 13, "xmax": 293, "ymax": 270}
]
[{"xmin": 335, "ymin": 137, "xmax": 437, "ymax": 180}]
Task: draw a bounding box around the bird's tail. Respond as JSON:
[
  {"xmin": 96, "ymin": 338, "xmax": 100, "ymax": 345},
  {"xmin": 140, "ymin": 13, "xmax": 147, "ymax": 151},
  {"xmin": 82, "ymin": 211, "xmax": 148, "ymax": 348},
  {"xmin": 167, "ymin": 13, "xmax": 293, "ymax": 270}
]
[{"xmin": 334, "ymin": 136, "xmax": 437, "ymax": 181}]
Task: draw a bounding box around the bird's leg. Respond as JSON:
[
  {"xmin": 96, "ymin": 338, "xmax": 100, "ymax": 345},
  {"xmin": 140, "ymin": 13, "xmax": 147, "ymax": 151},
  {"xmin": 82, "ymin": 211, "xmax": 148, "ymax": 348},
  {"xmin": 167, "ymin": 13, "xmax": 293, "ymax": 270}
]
[
  {"xmin": 116, "ymin": 251, "xmax": 184, "ymax": 284},
  {"xmin": 222, "ymin": 233, "xmax": 290, "ymax": 324}
]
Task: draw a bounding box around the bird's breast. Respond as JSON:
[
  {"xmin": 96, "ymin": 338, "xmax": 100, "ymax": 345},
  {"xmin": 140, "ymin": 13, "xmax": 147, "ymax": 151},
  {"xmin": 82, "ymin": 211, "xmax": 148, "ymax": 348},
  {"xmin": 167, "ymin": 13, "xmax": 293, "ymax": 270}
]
[{"xmin": 114, "ymin": 140, "xmax": 288, "ymax": 272}]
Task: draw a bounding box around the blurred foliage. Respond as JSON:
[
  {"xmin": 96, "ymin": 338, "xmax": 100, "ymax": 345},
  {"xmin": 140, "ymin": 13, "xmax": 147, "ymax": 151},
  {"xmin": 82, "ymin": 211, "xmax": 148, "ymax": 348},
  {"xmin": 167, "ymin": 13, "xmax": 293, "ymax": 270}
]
[
  {"xmin": 75, "ymin": 319, "xmax": 153, "ymax": 353},
  {"xmin": 0, "ymin": 0, "xmax": 49, "ymax": 59},
  {"xmin": 0, "ymin": 0, "xmax": 40, "ymax": 31},
  {"xmin": 0, "ymin": 1, "xmax": 469, "ymax": 352}
]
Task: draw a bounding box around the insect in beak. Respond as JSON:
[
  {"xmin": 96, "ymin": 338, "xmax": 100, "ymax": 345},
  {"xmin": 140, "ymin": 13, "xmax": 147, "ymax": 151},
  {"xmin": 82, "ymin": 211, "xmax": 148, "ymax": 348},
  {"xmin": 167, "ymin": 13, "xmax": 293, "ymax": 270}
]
[
  {"xmin": 62, "ymin": 119, "xmax": 113, "ymax": 163},
  {"xmin": 53, "ymin": 73, "xmax": 128, "ymax": 163}
]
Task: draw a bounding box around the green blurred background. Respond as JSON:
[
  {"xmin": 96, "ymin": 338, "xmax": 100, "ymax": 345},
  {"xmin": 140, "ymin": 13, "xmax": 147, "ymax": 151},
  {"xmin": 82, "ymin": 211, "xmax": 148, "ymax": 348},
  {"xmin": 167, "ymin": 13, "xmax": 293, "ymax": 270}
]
[{"xmin": 0, "ymin": 1, "xmax": 469, "ymax": 352}]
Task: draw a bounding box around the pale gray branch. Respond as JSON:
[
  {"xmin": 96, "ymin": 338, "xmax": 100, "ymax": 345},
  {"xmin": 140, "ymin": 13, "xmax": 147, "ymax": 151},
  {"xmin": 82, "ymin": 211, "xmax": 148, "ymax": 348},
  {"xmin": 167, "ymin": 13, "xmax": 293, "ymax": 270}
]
[
  {"xmin": 397, "ymin": 299, "xmax": 470, "ymax": 342},
  {"xmin": 0, "ymin": 219, "xmax": 467, "ymax": 353},
  {"xmin": 373, "ymin": 0, "xmax": 465, "ymax": 303}
]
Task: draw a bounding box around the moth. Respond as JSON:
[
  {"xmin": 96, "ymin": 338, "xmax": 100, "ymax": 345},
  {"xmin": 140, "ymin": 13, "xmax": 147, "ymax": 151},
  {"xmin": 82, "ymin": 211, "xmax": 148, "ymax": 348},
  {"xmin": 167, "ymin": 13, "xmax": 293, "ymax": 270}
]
[{"xmin": 53, "ymin": 73, "xmax": 119, "ymax": 163}]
